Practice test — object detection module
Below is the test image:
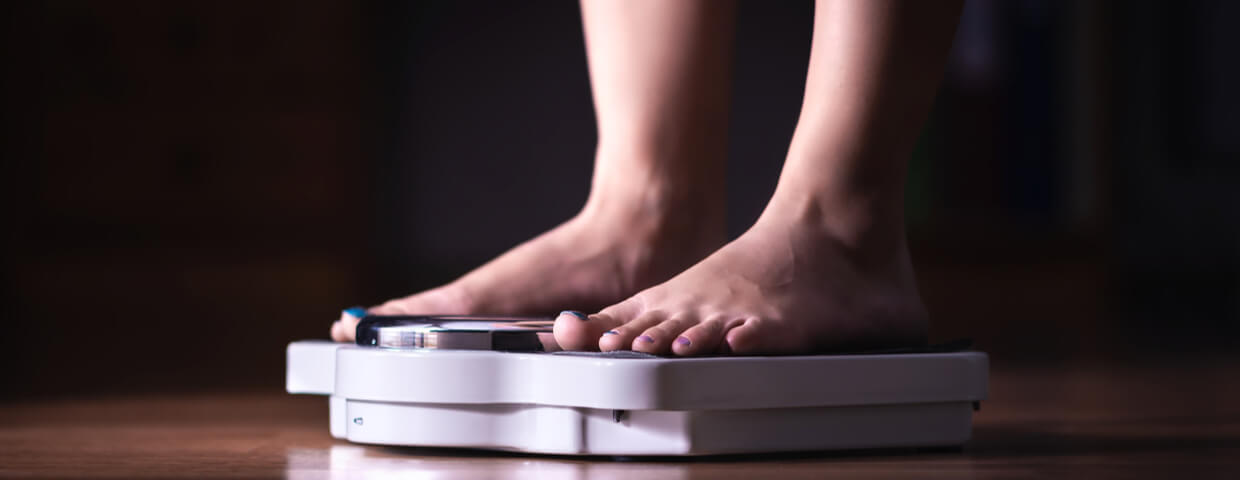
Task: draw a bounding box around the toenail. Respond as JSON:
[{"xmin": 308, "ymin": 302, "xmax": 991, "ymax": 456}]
[
  {"xmin": 560, "ymin": 310, "xmax": 587, "ymax": 320},
  {"xmin": 603, "ymin": 330, "xmax": 619, "ymax": 335},
  {"xmin": 343, "ymin": 306, "xmax": 366, "ymax": 318},
  {"xmin": 676, "ymin": 336, "xmax": 691, "ymax": 346},
  {"xmin": 637, "ymin": 335, "xmax": 654, "ymax": 343}
]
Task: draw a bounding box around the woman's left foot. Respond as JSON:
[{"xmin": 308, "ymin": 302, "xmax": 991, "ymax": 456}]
[{"xmin": 553, "ymin": 195, "xmax": 928, "ymax": 355}]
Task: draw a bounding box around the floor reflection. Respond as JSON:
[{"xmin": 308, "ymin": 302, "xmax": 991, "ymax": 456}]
[{"xmin": 285, "ymin": 445, "xmax": 690, "ymax": 480}]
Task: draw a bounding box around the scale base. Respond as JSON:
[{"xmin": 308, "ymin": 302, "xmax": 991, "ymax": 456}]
[
  {"xmin": 289, "ymin": 341, "xmax": 987, "ymax": 456},
  {"xmin": 330, "ymin": 397, "xmax": 974, "ymax": 456}
]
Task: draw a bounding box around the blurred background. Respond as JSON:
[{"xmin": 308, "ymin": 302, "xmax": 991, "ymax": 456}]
[{"xmin": 1, "ymin": 0, "xmax": 1236, "ymax": 399}]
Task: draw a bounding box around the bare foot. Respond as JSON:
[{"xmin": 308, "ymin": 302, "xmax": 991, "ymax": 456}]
[
  {"xmin": 549, "ymin": 0, "xmax": 954, "ymax": 356},
  {"xmin": 552, "ymin": 194, "xmax": 928, "ymax": 355},
  {"xmin": 331, "ymin": 178, "xmax": 725, "ymax": 341}
]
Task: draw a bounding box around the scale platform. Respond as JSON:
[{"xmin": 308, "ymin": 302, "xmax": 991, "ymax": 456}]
[{"xmin": 287, "ymin": 335, "xmax": 988, "ymax": 456}]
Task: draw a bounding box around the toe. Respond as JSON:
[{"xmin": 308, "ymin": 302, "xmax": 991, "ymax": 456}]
[
  {"xmin": 552, "ymin": 310, "xmax": 622, "ymax": 351},
  {"xmin": 671, "ymin": 316, "xmax": 742, "ymax": 356},
  {"xmin": 632, "ymin": 315, "xmax": 700, "ymax": 355},
  {"xmin": 599, "ymin": 309, "xmax": 664, "ymax": 352},
  {"xmin": 331, "ymin": 309, "xmax": 365, "ymax": 342},
  {"xmin": 724, "ymin": 317, "xmax": 810, "ymax": 355}
]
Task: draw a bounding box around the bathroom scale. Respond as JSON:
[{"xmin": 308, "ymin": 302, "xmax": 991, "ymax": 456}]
[{"xmin": 286, "ymin": 315, "xmax": 988, "ymax": 456}]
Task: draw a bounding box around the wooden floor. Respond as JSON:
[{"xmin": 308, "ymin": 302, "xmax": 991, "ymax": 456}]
[{"xmin": 2, "ymin": 357, "xmax": 1238, "ymax": 479}]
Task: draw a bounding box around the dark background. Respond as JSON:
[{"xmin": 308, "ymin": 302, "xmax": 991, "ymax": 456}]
[{"xmin": 2, "ymin": 0, "xmax": 1237, "ymax": 399}]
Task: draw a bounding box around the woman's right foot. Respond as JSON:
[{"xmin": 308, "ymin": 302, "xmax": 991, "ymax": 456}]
[{"xmin": 330, "ymin": 170, "xmax": 726, "ymax": 342}]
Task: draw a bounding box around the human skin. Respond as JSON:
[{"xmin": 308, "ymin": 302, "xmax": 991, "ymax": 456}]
[
  {"xmin": 331, "ymin": 0, "xmax": 735, "ymax": 342},
  {"xmin": 552, "ymin": 0, "xmax": 963, "ymax": 354},
  {"xmin": 337, "ymin": 0, "xmax": 963, "ymax": 356}
]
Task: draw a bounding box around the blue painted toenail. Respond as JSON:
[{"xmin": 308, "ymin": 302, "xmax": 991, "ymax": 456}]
[
  {"xmin": 637, "ymin": 335, "xmax": 654, "ymax": 343},
  {"xmin": 676, "ymin": 336, "xmax": 691, "ymax": 346},
  {"xmin": 343, "ymin": 306, "xmax": 367, "ymax": 318},
  {"xmin": 560, "ymin": 310, "xmax": 587, "ymax": 320},
  {"xmin": 603, "ymin": 330, "xmax": 619, "ymax": 335}
]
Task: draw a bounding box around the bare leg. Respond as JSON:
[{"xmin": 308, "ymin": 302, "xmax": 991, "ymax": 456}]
[
  {"xmin": 333, "ymin": 0, "xmax": 736, "ymax": 341},
  {"xmin": 554, "ymin": 0, "xmax": 962, "ymax": 354}
]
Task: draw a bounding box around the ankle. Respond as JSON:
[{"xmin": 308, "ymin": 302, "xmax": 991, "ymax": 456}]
[
  {"xmin": 578, "ymin": 187, "xmax": 725, "ymax": 250},
  {"xmin": 761, "ymin": 182, "xmax": 907, "ymax": 260},
  {"xmin": 581, "ymin": 150, "xmax": 726, "ymax": 242}
]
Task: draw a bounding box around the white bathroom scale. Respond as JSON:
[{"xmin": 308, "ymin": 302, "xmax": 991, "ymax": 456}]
[{"xmin": 286, "ymin": 315, "xmax": 988, "ymax": 456}]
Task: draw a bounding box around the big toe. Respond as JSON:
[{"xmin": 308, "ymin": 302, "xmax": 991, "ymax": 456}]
[
  {"xmin": 330, "ymin": 308, "xmax": 365, "ymax": 342},
  {"xmin": 552, "ymin": 309, "xmax": 622, "ymax": 351}
]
